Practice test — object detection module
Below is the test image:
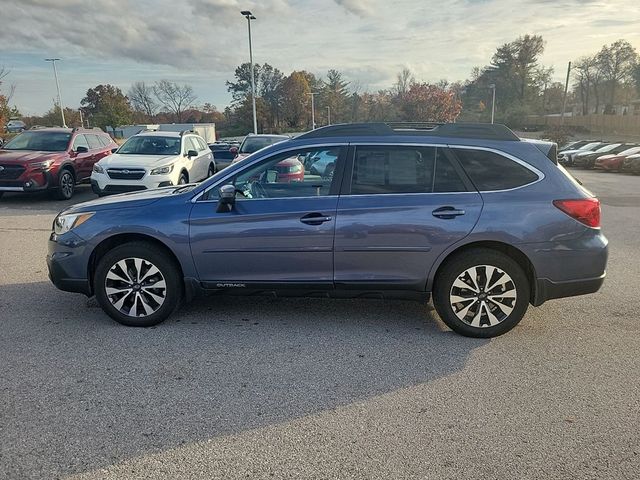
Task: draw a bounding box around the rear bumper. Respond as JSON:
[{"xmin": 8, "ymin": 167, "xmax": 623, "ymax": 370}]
[{"xmin": 533, "ymin": 273, "xmax": 605, "ymax": 306}]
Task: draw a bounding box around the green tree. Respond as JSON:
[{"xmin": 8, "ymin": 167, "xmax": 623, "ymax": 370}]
[
  {"xmin": 280, "ymin": 71, "xmax": 311, "ymax": 129},
  {"xmin": 81, "ymin": 84, "xmax": 133, "ymax": 135},
  {"xmin": 596, "ymin": 40, "xmax": 638, "ymax": 111},
  {"xmin": 322, "ymin": 69, "xmax": 350, "ymax": 123}
]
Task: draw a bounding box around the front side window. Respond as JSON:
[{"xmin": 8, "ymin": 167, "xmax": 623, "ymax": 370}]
[
  {"xmin": 204, "ymin": 146, "xmax": 343, "ymax": 201},
  {"xmin": 3, "ymin": 131, "xmax": 71, "ymax": 152},
  {"xmin": 350, "ymin": 146, "xmax": 466, "ymax": 195},
  {"xmin": 453, "ymin": 148, "xmax": 538, "ymax": 191},
  {"xmin": 117, "ymin": 136, "xmax": 181, "ymax": 155}
]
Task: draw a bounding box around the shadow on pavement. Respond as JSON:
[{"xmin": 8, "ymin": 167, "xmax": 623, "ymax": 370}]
[{"xmin": 0, "ymin": 281, "xmax": 487, "ymax": 479}]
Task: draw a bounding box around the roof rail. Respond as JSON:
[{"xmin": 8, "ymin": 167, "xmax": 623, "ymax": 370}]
[
  {"xmin": 179, "ymin": 129, "xmax": 193, "ymax": 137},
  {"xmin": 296, "ymin": 122, "xmax": 521, "ymax": 141}
]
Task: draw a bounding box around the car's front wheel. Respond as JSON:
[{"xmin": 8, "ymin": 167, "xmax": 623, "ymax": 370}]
[
  {"xmin": 94, "ymin": 242, "xmax": 183, "ymax": 327},
  {"xmin": 433, "ymin": 248, "xmax": 530, "ymax": 338},
  {"xmin": 54, "ymin": 169, "xmax": 75, "ymax": 200}
]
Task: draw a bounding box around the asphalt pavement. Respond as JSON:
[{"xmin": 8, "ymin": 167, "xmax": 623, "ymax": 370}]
[{"xmin": 0, "ymin": 172, "xmax": 638, "ymax": 479}]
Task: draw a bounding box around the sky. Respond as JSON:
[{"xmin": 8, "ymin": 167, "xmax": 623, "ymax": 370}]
[{"xmin": 1, "ymin": 0, "xmax": 639, "ymax": 115}]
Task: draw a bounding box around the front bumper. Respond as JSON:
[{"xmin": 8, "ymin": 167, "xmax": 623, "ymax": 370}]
[
  {"xmin": 47, "ymin": 231, "xmax": 92, "ymax": 296},
  {"xmin": 91, "ymin": 172, "xmax": 174, "ymax": 196},
  {"xmin": 0, "ymin": 170, "xmax": 52, "ymax": 192}
]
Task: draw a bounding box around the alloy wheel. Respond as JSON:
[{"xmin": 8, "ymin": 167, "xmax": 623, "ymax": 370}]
[
  {"xmin": 105, "ymin": 257, "xmax": 166, "ymax": 317},
  {"xmin": 449, "ymin": 265, "xmax": 517, "ymax": 328},
  {"xmin": 60, "ymin": 172, "xmax": 74, "ymax": 198}
]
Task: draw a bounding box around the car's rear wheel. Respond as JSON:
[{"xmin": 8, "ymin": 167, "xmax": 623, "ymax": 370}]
[
  {"xmin": 94, "ymin": 242, "xmax": 182, "ymax": 327},
  {"xmin": 433, "ymin": 248, "xmax": 530, "ymax": 338},
  {"xmin": 53, "ymin": 169, "xmax": 75, "ymax": 200}
]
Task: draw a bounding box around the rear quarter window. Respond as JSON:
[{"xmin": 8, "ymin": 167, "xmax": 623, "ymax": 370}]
[{"xmin": 453, "ymin": 148, "xmax": 539, "ymax": 191}]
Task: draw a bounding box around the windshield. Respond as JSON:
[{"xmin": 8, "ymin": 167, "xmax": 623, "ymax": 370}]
[
  {"xmin": 3, "ymin": 131, "xmax": 71, "ymax": 152},
  {"xmin": 239, "ymin": 136, "xmax": 287, "ymax": 154},
  {"xmin": 580, "ymin": 142, "xmax": 601, "ymax": 150},
  {"xmin": 596, "ymin": 144, "xmax": 621, "ymax": 153},
  {"xmin": 117, "ymin": 136, "xmax": 181, "ymax": 155},
  {"xmin": 619, "ymin": 146, "xmax": 640, "ymax": 156}
]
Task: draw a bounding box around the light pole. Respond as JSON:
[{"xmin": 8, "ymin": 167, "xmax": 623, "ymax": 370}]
[
  {"xmin": 240, "ymin": 10, "xmax": 258, "ymax": 134},
  {"xmin": 489, "ymin": 83, "xmax": 496, "ymax": 124},
  {"xmin": 45, "ymin": 58, "xmax": 66, "ymax": 127},
  {"xmin": 326, "ymin": 106, "xmax": 331, "ymax": 125},
  {"xmin": 306, "ymin": 92, "xmax": 318, "ymax": 130}
]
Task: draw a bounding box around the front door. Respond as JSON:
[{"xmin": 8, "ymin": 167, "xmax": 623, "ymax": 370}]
[
  {"xmin": 189, "ymin": 145, "xmax": 346, "ymax": 287},
  {"xmin": 334, "ymin": 144, "xmax": 483, "ymax": 291}
]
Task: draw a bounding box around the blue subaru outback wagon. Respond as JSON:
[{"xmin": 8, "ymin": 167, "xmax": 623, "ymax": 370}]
[{"xmin": 47, "ymin": 123, "xmax": 608, "ymax": 337}]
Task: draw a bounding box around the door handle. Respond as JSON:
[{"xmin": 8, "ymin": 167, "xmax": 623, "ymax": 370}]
[
  {"xmin": 432, "ymin": 206, "xmax": 466, "ymax": 219},
  {"xmin": 300, "ymin": 212, "xmax": 333, "ymax": 225}
]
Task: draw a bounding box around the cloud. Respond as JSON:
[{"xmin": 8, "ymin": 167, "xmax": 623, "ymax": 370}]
[{"xmin": 333, "ymin": 0, "xmax": 373, "ymax": 16}]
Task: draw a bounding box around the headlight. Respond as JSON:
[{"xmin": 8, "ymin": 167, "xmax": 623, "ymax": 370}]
[
  {"xmin": 30, "ymin": 159, "xmax": 54, "ymax": 170},
  {"xmin": 150, "ymin": 164, "xmax": 174, "ymax": 175},
  {"xmin": 53, "ymin": 212, "xmax": 95, "ymax": 235},
  {"xmin": 93, "ymin": 163, "xmax": 104, "ymax": 174}
]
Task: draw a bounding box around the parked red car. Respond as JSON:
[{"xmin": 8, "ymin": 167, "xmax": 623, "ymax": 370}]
[
  {"xmin": 0, "ymin": 127, "xmax": 118, "ymax": 199},
  {"xmin": 594, "ymin": 145, "xmax": 640, "ymax": 172}
]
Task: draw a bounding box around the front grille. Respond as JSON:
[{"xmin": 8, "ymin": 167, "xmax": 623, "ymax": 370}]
[
  {"xmin": 0, "ymin": 164, "xmax": 25, "ymax": 180},
  {"xmin": 104, "ymin": 185, "xmax": 147, "ymax": 193},
  {"xmin": 106, "ymin": 168, "xmax": 146, "ymax": 180}
]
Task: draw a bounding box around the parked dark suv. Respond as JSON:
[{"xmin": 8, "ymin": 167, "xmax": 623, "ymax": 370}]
[
  {"xmin": 48, "ymin": 123, "xmax": 608, "ymax": 337},
  {"xmin": 0, "ymin": 127, "xmax": 118, "ymax": 199}
]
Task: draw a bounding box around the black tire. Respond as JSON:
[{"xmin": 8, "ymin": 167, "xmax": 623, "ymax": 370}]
[
  {"xmin": 94, "ymin": 242, "xmax": 183, "ymax": 327},
  {"xmin": 53, "ymin": 168, "xmax": 75, "ymax": 200},
  {"xmin": 178, "ymin": 172, "xmax": 188, "ymax": 185},
  {"xmin": 207, "ymin": 163, "xmax": 216, "ymax": 178},
  {"xmin": 433, "ymin": 248, "xmax": 530, "ymax": 338}
]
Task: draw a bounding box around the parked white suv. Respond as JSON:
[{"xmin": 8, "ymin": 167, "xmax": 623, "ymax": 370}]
[{"xmin": 91, "ymin": 131, "xmax": 215, "ymax": 196}]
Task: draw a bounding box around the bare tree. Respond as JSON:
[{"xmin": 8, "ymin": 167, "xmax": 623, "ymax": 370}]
[
  {"xmin": 128, "ymin": 81, "xmax": 157, "ymax": 118},
  {"xmin": 596, "ymin": 40, "xmax": 638, "ymax": 111},
  {"xmin": 394, "ymin": 67, "xmax": 414, "ymax": 97},
  {"xmin": 153, "ymin": 80, "xmax": 197, "ymax": 122}
]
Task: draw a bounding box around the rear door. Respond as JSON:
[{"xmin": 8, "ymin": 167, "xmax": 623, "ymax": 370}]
[{"xmin": 333, "ymin": 144, "xmax": 483, "ymax": 291}]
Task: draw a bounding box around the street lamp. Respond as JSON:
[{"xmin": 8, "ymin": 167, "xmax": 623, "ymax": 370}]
[
  {"xmin": 306, "ymin": 92, "xmax": 318, "ymax": 130},
  {"xmin": 488, "ymin": 83, "xmax": 496, "ymax": 124},
  {"xmin": 240, "ymin": 10, "xmax": 258, "ymax": 134},
  {"xmin": 45, "ymin": 58, "xmax": 66, "ymax": 127}
]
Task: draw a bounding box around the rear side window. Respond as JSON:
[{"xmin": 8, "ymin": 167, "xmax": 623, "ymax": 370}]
[
  {"xmin": 86, "ymin": 134, "xmax": 103, "ymax": 150},
  {"xmin": 453, "ymin": 148, "xmax": 538, "ymax": 191},
  {"xmin": 350, "ymin": 146, "xmax": 466, "ymax": 195},
  {"xmin": 97, "ymin": 135, "xmax": 111, "ymax": 147}
]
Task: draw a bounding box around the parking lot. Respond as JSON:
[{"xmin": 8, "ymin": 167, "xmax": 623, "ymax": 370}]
[{"xmin": 1, "ymin": 170, "xmax": 639, "ymax": 479}]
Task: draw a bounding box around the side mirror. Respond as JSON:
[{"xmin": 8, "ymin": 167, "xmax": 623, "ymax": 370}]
[
  {"xmin": 76, "ymin": 145, "xmax": 89, "ymax": 153},
  {"xmin": 229, "ymin": 146, "xmax": 238, "ymax": 156},
  {"xmin": 216, "ymin": 184, "xmax": 236, "ymax": 213},
  {"xmin": 111, "ymin": 147, "xmax": 118, "ymax": 153},
  {"xmin": 186, "ymin": 149, "xmax": 198, "ymax": 158}
]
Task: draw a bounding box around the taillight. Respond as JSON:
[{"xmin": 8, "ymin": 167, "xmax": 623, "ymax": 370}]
[{"xmin": 553, "ymin": 198, "xmax": 601, "ymax": 228}]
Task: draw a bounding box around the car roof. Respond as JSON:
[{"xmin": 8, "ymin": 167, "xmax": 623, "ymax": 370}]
[
  {"xmin": 245, "ymin": 134, "xmax": 289, "ymax": 139},
  {"xmin": 134, "ymin": 131, "xmax": 183, "ymax": 137}
]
